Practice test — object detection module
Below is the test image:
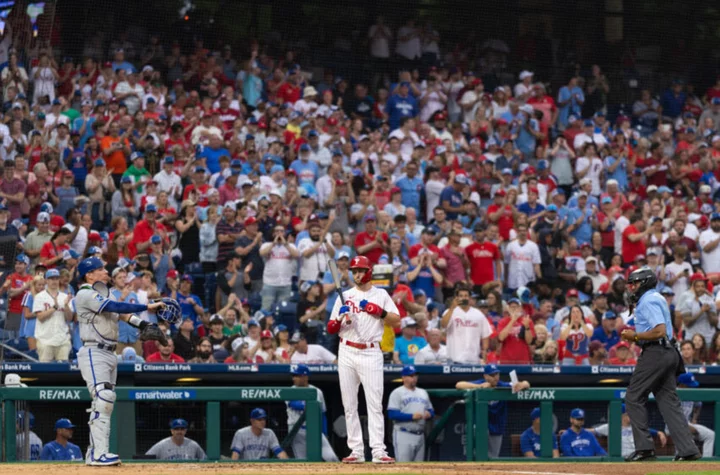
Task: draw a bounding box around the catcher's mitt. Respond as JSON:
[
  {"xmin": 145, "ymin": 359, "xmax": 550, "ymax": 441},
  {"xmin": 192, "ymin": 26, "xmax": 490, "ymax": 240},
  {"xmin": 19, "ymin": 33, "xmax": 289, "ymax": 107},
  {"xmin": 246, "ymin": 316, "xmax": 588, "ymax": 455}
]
[
  {"xmin": 155, "ymin": 297, "xmax": 182, "ymax": 325},
  {"xmin": 140, "ymin": 323, "xmax": 168, "ymax": 346}
]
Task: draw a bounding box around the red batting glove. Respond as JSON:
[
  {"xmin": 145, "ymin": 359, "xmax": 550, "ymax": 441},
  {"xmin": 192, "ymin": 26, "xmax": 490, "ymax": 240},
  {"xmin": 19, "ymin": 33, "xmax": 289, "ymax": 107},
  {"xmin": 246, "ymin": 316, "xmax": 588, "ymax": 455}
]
[
  {"xmin": 327, "ymin": 319, "xmax": 341, "ymax": 334},
  {"xmin": 363, "ymin": 302, "xmax": 383, "ymax": 317}
]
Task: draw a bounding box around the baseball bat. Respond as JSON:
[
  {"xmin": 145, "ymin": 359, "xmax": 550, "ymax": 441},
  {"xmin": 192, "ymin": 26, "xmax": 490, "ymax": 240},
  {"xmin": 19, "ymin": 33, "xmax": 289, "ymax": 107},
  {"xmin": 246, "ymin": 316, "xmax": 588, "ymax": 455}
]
[{"xmin": 327, "ymin": 259, "xmax": 346, "ymax": 305}]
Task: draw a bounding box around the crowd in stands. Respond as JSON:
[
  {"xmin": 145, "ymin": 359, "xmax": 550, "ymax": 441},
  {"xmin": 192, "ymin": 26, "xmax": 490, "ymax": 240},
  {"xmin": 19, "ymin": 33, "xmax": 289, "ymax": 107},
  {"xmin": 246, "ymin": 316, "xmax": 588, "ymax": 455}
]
[{"xmin": 2, "ymin": 18, "xmax": 720, "ymax": 366}]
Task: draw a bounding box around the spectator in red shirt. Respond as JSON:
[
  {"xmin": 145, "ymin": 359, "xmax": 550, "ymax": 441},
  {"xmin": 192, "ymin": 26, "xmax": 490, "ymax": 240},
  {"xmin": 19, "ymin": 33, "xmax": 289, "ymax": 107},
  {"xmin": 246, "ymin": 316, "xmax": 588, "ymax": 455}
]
[
  {"xmin": 465, "ymin": 223, "xmax": 503, "ymax": 294},
  {"xmin": 277, "ymin": 70, "xmax": 302, "ymax": 104},
  {"xmin": 408, "ymin": 228, "xmax": 444, "ymax": 266},
  {"xmin": 621, "ymin": 212, "xmax": 648, "ymax": 265},
  {"xmin": 487, "ymin": 189, "xmax": 517, "ymax": 241},
  {"xmin": 39, "ymin": 228, "xmax": 72, "ymax": 269},
  {"xmin": 2, "ymin": 254, "xmax": 32, "ymax": 337},
  {"xmin": 130, "ymin": 204, "xmax": 168, "ymax": 258},
  {"xmin": 608, "ymin": 341, "xmax": 637, "ymax": 365},
  {"xmin": 182, "ymin": 167, "xmax": 211, "ymax": 207},
  {"xmin": 497, "ymin": 298, "xmax": 535, "ymax": 364},
  {"xmin": 353, "ymin": 214, "xmax": 388, "ymax": 265},
  {"xmin": 145, "ymin": 338, "xmax": 186, "ymax": 363}
]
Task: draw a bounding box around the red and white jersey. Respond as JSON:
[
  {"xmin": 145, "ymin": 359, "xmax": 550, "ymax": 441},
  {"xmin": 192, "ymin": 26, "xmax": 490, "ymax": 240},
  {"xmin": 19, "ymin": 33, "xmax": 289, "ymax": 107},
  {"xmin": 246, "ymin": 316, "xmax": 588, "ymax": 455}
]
[
  {"xmin": 445, "ymin": 307, "xmax": 492, "ymax": 364},
  {"xmin": 330, "ymin": 285, "xmax": 399, "ymax": 344}
]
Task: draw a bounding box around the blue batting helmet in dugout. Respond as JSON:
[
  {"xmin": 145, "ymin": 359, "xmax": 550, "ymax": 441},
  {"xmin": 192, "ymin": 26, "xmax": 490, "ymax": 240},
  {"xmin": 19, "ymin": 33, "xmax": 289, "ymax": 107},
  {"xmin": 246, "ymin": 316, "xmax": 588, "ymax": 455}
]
[
  {"xmin": 677, "ymin": 373, "xmax": 700, "ymax": 388},
  {"xmin": 78, "ymin": 257, "xmax": 105, "ymax": 277},
  {"xmin": 250, "ymin": 408, "xmax": 267, "ymax": 420}
]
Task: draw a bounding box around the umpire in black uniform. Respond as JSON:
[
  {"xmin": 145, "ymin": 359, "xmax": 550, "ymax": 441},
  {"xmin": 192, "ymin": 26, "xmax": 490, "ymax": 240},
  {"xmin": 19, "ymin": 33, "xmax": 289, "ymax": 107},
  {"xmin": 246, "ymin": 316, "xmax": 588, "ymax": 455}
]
[{"xmin": 620, "ymin": 268, "xmax": 701, "ymax": 462}]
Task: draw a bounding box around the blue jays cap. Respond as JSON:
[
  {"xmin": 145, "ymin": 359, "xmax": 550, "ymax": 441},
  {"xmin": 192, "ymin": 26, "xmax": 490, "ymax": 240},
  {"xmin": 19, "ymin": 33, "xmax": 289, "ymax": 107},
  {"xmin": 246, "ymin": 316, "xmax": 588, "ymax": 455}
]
[
  {"xmin": 570, "ymin": 408, "xmax": 585, "ymax": 419},
  {"xmin": 291, "ymin": 364, "xmax": 310, "ymax": 376},
  {"xmin": 170, "ymin": 418, "xmax": 188, "ymax": 429},
  {"xmin": 537, "ymin": 159, "xmax": 549, "ymax": 170},
  {"xmin": 45, "ymin": 269, "xmax": 60, "ymax": 279},
  {"xmin": 250, "ymin": 408, "xmax": 267, "ymax": 420},
  {"xmin": 401, "ymin": 365, "xmax": 417, "ymax": 377},
  {"xmin": 484, "ymin": 364, "xmax": 500, "ymax": 375},
  {"xmin": 677, "ymin": 372, "xmax": 699, "ymax": 388},
  {"xmin": 55, "ymin": 418, "xmax": 75, "ymax": 430},
  {"xmin": 530, "ymin": 408, "xmax": 541, "ymax": 421}
]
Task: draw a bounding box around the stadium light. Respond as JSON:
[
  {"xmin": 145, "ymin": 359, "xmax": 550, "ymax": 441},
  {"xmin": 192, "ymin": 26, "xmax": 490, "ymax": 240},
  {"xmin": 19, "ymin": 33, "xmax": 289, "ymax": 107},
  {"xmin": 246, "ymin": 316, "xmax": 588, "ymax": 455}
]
[
  {"xmin": 176, "ymin": 377, "xmax": 202, "ymax": 383},
  {"xmin": 598, "ymin": 378, "xmax": 624, "ymax": 384}
]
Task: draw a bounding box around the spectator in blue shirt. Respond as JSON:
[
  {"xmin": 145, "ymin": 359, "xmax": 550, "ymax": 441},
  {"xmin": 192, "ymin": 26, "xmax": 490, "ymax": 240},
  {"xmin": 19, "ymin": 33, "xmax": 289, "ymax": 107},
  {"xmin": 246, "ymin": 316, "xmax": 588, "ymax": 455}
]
[
  {"xmin": 559, "ymin": 408, "xmax": 607, "ymax": 457},
  {"xmin": 439, "ymin": 174, "xmax": 468, "ymax": 220},
  {"xmin": 386, "ymin": 82, "xmax": 418, "ymax": 130},
  {"xmin": 40, "ymin": 418, "xmax": 83, "ymax": 461},
  {"xmin": 518, "ymin": 186, "xmax": 546, "ymax": 217},
  {"xmin": 456, "ymin": 364, "xmax": 531, "ymax": 458},
  {"xmin": 395, "ymin": 161, "xmax": 423, "ymax": 213},
  {"xmin": 393, "ymin": 316, "xmax": 427, "ymax": 364},
  {"xmin": 290, "ymin": 144, "xmax": 319, "ymax": 187},
  {"xmin": 197, "ymin": 134, "xmax": 230, "ymax": 175},
  {"xmin": 177, "ymin": 274, "xmax": 204, "ymax": 328},
  {"xmin": 591, "ymin": 311, "xmax": 620, "ymax": 351},
  {"xmin": 660, "ymin": 80, "xmax": 686, "ymax": 120},
  {"xmin": 515, "ymin": 105, "xmax": 541, "ymax": 158},
  {"xmin": 111, "ymin": 49, "xmax": 136, "ymax": 73},
  {"xmin": 567, "ymin": 192, "xmax": 594, "ymax": 246},
  {"xmin": 521, "ymin": 408, "xmax": 559, "ymax": 458},
  {"xmin": 557, "ymin": 76, "xmax": 585, "ymax": 130}
]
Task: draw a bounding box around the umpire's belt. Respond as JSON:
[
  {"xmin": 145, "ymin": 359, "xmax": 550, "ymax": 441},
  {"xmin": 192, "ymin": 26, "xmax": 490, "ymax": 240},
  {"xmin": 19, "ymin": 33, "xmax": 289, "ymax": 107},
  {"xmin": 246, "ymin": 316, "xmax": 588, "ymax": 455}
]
[
  {"xmin": 83, "ymin": 341, "xmax": 117, "ymax": 352},
  {"xmin": 639, "ymin": 338, "xmax": 674, "ymax": 349},
  {"xmin": 340, "ymin": 338, "xmax": 378, "ymax": 350},
  {"xmin": 397, "ymin": 427, "xmax": 424, "ymax": 435}
]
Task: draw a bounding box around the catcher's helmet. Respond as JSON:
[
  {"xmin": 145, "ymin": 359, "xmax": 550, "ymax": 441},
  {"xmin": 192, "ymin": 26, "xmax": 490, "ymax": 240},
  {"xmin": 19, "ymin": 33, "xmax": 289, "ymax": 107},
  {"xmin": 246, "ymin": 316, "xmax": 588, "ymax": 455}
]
[{"xmin": 156, "ymin": 297, "xmax": 182, "ymax": 325}]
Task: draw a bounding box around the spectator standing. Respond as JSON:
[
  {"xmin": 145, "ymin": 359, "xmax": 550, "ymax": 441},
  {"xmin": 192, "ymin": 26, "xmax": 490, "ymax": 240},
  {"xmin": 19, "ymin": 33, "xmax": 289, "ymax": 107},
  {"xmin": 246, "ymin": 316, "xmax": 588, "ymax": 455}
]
[
  {"xmin": 678, "ymin": 273, "xmax": 717, "ymax": 346},
  {"xmin": 505, "ymin": 224, "xmax": 541, "ymax": 292},
  {"xmin": 699, "ymin": 213, "xmax": 720, "ymax": 274},
  {"xmin": 33, "ymin": 269, "xmax": 72, "ymax": 362},
  {"xmin": 236, "ymin": 217, "xmax": 265, "ymax": 293},
  {"xmin": 497, "ymin": 298, "xmax": 535, "ymax": 364},
  {"xmin": 298, "ymin": 219, "xmax": 335, "ymax": 283},
  {"xmin": 591, "ymin": 311, "xmax": 620, "ymax": 351},
  {"xmin": 441, "ymin": 286, "xmax": 492, "ymax": 364},
  {"xmin": 412, "ymin": 328, "xmax": 447, "ymax": 364},
  {"xmin": 259, "ymin": 225, "xmax": 299, "ymax": 311},
  {"xmin": 146, "ymin": 339, "xmax": 185, "ymax": 363}
]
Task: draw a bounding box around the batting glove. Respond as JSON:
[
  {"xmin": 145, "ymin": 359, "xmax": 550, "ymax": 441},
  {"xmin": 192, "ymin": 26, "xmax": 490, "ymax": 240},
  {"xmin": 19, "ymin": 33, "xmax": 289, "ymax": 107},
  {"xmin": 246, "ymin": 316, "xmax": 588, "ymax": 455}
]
[
  {"xmin": 362, "ymin": 301, "xmax": 385, "ymax": 318},
  {"xmin": 339, "ymin": 305, "xmax": 350, "ymax": 316}
]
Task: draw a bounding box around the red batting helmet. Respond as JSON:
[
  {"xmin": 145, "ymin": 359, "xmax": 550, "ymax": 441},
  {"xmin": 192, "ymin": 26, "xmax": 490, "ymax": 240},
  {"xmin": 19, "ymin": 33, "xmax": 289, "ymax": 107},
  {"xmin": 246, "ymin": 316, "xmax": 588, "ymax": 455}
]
[{"xmin": 349, "ymin": 255, "xmax": 373, "ymax": 284}]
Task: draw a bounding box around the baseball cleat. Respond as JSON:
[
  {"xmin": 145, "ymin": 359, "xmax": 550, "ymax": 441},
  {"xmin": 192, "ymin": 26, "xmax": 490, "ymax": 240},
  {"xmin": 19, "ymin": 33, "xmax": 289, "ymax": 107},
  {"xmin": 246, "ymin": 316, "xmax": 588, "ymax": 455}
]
[
  {"xmin": 372, "ymin": 455, "xmax": 395, "ymax": 464},
  {"xmin": 89, "ymin": 453, "xmax": 121, "ymax": 466},
  {"xmin": 342, "ymin": 453, "xmax": 364, "ymax": 463}
]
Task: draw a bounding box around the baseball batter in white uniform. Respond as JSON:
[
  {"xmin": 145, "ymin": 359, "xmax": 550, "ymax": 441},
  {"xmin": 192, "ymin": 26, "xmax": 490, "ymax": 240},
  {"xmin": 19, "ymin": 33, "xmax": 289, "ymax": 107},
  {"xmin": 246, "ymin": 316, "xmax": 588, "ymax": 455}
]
[
  {"xmin": 145, "ymin": 418, "xmax": 207, "ymax": 460},
  {"xmin": 387, "ymin": 365, "xmax": 434, "ymax": 462},
  {"xmin": 327, "ymin": 255, "xmax": 401, "ymax": 464},
  {"xmin": 441, "ymin": 286, "xmax": 492, "ymax": 364},
  {"xmin": 230, "ymin": 408, "xmax": 288, "ymax": 460},
  {"xmin": 74, "ymin": 257, "xmax": 166, "ymax": 466},
  {"xmin": 286, "ymin": 364, "xmax": 339, "ymax": 461}
]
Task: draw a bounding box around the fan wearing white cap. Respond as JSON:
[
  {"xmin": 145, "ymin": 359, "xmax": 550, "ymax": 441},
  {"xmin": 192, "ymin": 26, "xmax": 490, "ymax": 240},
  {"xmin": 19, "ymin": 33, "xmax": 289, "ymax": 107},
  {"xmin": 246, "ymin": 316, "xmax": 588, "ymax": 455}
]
[{"xmin": 514, "ymin": 70, "xmax": 534, "ymax": 103}]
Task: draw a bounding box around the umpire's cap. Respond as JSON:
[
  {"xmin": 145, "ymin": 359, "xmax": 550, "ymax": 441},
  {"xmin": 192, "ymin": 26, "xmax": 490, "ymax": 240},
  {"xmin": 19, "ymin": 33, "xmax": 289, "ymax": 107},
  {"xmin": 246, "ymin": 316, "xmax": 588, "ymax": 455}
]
[
  {"xmin": 78, "ymin": 257, "xmax": 104, "ymax": 278},
  {"xmin": 570, "ymin": 408, "xmax": 585, "ymax": 419},
  {"xmin": 170, "ymin": 418, "xmax": 188, "ymax": 429},
  {"xmin": 291, "ymin": 364, "xmax": 310, "ymax": 376},
  {"xmin": 250, "ymin": 408, "xmax": 267, "ymax": 420},
  {"xmin": 54, "ymin": 418, "xmax": 75, "ymax": 430}
]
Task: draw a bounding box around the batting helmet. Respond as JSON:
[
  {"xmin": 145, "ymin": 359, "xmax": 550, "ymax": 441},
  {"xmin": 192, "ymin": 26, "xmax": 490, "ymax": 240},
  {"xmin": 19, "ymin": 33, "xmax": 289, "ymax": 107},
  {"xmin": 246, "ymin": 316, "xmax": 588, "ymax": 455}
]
[
  {"xmin": 78, "ymin": 257, "xmax": 105, "ymax": 278},
  {"xmin": 17, "ymin": 411, "xmax": 35, "ymax": 429},
  {"xmin": 349, "ymin": 255, "xmax": 373, "ymax": 284}
]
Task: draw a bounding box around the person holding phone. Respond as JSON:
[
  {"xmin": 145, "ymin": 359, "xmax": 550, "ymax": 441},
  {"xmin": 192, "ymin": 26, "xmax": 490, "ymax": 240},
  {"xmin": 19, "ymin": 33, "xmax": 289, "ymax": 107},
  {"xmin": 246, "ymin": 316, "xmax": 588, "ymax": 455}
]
[{"xmin": 663, "ymin": 245, "xmax": 693, "ymax": 296}]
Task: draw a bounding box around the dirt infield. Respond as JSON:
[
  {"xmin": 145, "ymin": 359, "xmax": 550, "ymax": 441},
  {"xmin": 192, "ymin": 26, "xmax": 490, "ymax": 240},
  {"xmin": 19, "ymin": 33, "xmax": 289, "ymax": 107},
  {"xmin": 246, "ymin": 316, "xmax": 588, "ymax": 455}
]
[{"xmin": 0, "ymin": 462, "xmax": 718, "ymax": 475}]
